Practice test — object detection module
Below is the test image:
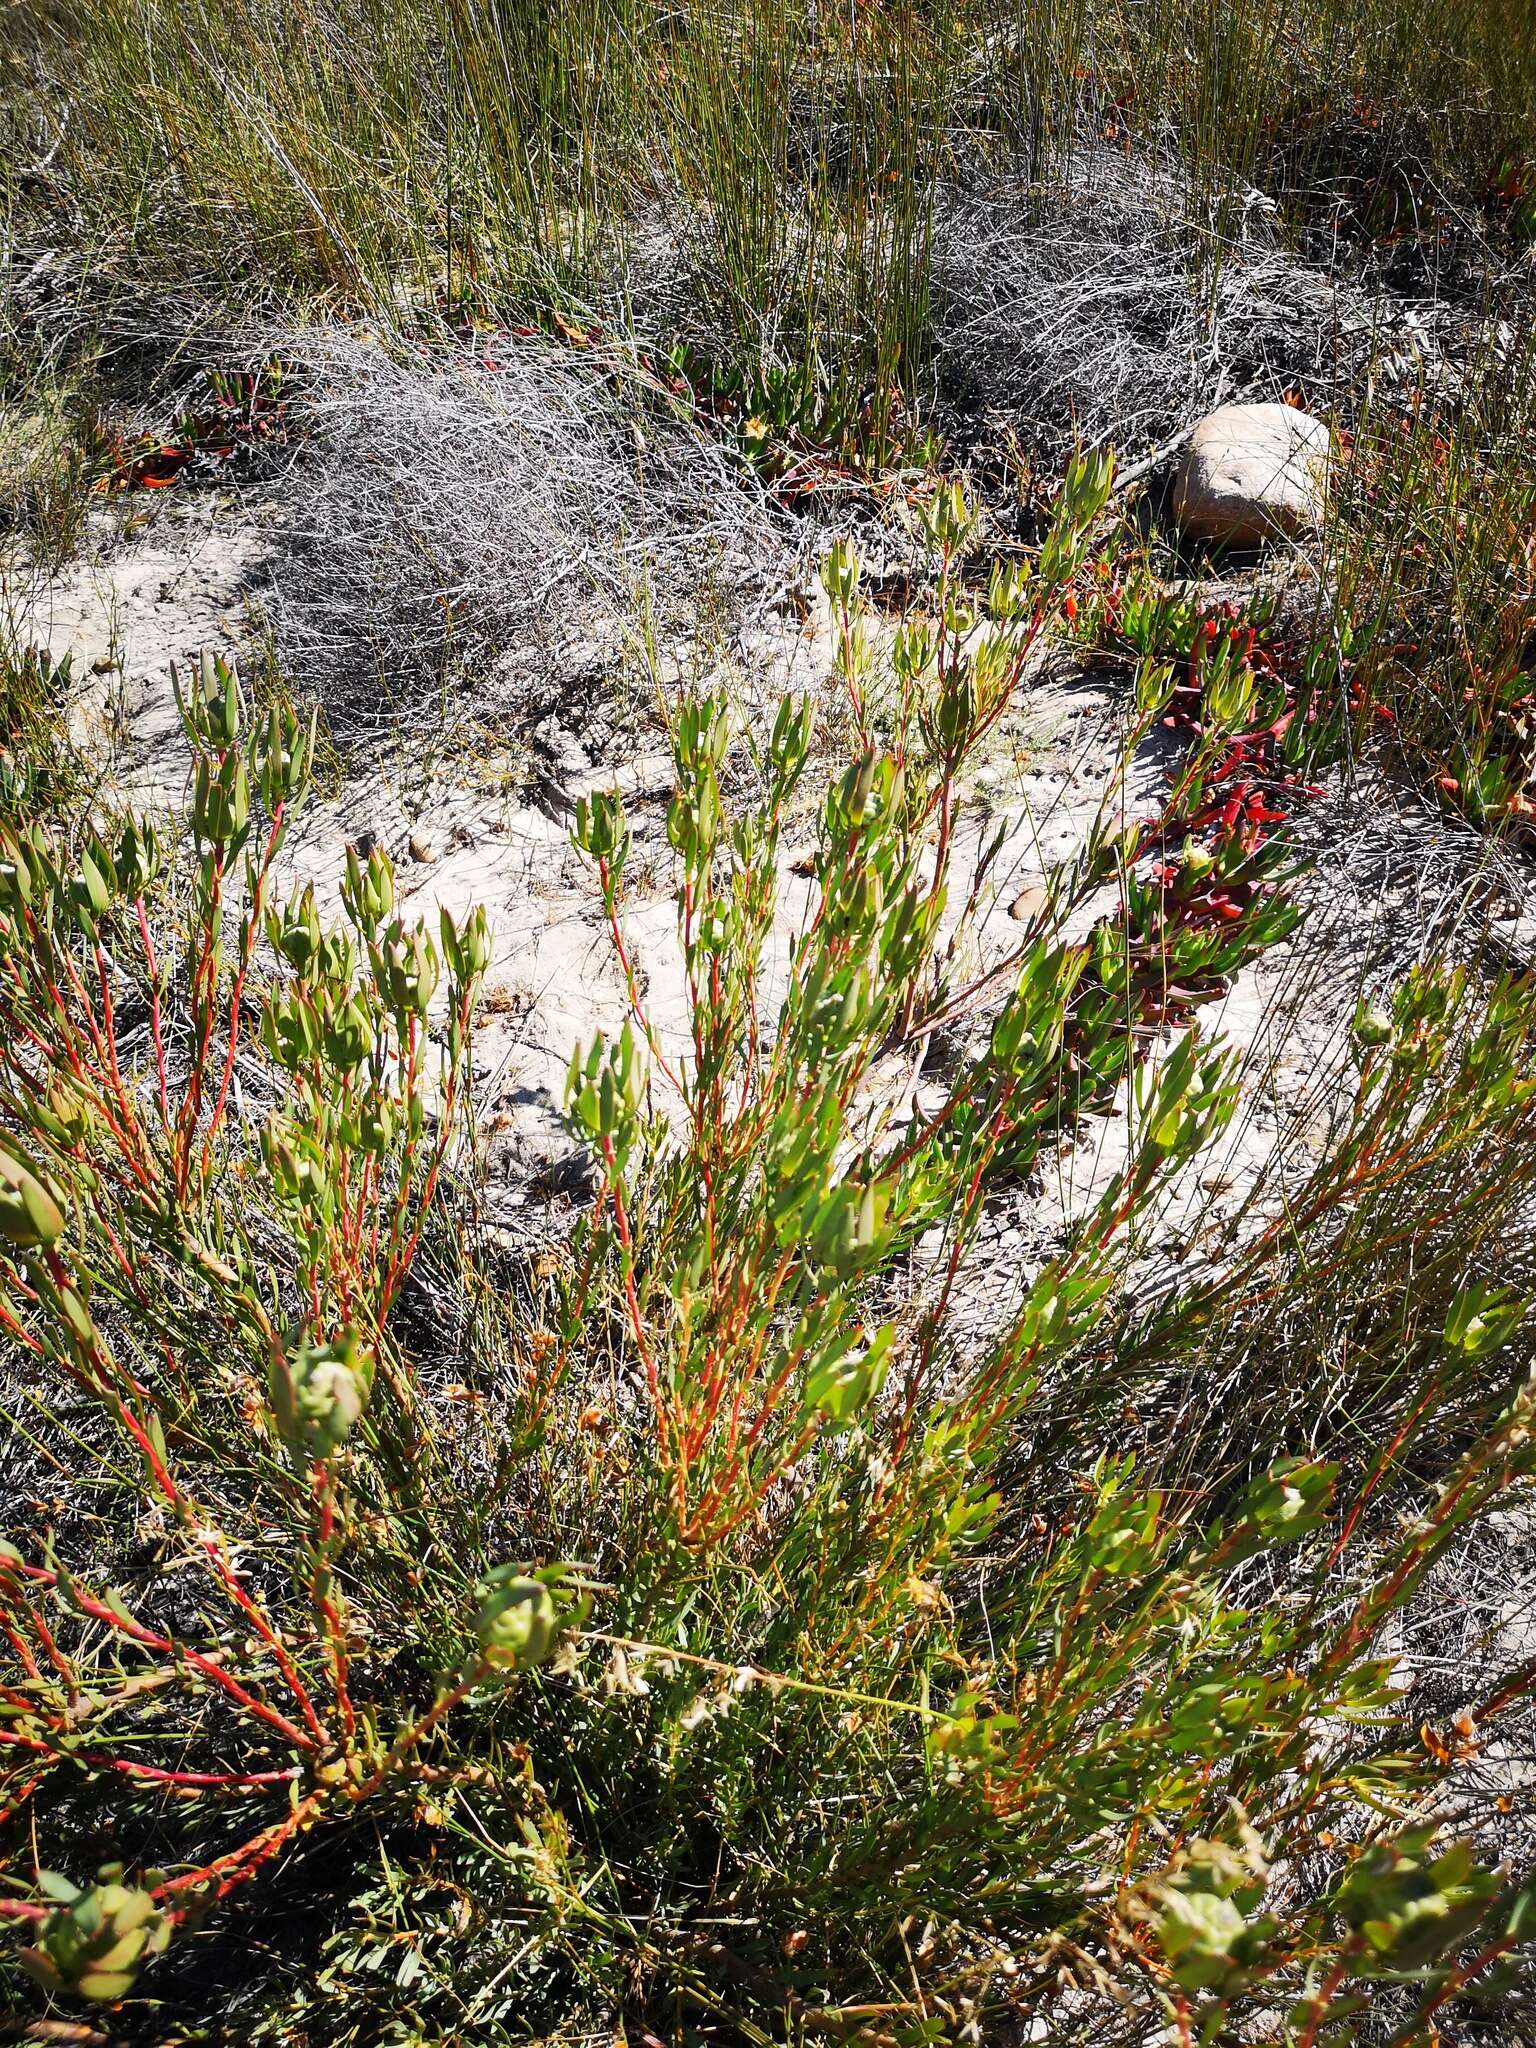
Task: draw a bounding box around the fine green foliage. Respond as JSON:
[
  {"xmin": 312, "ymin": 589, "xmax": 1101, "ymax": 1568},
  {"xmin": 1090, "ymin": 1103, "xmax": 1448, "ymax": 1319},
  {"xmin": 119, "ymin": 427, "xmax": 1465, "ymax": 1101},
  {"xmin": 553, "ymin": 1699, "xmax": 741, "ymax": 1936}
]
[{"xmin": 2, "ymin": 487, "xmax": 1535, "ymax": 2039}]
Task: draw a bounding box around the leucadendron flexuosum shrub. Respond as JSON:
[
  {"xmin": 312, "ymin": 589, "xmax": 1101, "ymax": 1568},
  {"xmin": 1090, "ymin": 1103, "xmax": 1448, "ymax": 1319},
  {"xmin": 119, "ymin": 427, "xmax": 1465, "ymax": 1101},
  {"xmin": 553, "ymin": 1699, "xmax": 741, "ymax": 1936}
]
[
  {"xmin": 1, "ymin": 477, "xmax": 1534, "ymax": 2038},
  {"xmin": 0, "ymin": 656, "xmax": 589, "ymax": 1996}
]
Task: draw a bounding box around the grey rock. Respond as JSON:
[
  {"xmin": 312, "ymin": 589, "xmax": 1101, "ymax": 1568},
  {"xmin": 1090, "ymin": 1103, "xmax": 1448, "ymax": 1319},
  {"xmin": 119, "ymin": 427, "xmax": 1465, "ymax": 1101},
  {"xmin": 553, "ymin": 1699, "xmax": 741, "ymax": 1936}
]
[{"xmin": 1174, "ymin": 402, "xmax": 1330, "ymax": 547}]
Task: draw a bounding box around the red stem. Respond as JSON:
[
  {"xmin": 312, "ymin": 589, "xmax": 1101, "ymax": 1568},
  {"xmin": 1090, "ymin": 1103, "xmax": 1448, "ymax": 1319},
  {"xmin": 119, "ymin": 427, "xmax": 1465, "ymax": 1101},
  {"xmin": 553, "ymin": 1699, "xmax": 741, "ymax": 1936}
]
[{"xmin": 137, "ymin": 896, "xmax": 172, "ymax": 1127}]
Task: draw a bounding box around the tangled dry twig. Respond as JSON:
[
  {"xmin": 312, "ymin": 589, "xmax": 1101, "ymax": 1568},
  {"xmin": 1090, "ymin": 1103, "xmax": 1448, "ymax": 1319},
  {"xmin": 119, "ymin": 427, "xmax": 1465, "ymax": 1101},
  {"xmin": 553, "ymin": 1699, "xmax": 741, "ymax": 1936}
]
[
  {"xmin": 262, "ymin": 330, "xmax": 793, "ymax": 750},
  {"xmin": 930, "ymin": 151, "xmax": 1386, "ymax": 470}
]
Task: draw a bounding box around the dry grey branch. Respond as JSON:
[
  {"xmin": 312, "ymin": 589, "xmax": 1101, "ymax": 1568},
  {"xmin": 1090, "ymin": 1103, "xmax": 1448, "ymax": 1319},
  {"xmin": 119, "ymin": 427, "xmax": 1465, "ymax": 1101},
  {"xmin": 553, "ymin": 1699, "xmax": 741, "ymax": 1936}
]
[
  {"xmin": 261, "ymin": 330, "xmax": 794, "ymax": 750},
  {"xmin": 931, "ymin": 154, "xmax": 1387, "ymax": 470}
]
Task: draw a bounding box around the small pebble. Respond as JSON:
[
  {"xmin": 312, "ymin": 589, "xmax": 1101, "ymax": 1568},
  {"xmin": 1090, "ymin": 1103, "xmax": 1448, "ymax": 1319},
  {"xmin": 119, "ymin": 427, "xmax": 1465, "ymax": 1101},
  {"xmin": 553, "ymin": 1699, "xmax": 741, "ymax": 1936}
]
[{"xmin": 1009, "ymin": 886, "xmax": 1050, "ymax": 921}]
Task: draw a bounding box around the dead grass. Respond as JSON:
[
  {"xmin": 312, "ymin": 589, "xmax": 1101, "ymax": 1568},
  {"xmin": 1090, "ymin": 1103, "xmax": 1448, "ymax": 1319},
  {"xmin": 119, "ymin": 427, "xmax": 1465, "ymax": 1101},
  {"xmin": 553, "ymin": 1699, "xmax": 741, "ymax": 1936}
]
[
  {"xmin": 259, "ymin": 329, "xmax": 797, "ymax": 754},
  {"xmin": 928, "ymin": 148, "xmax": 1447, "ymax": 475}
]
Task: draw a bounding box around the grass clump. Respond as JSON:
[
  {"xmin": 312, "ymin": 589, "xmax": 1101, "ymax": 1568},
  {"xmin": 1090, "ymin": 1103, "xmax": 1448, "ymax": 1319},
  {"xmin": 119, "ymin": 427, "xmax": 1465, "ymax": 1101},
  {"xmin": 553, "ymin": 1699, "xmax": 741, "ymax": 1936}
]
[
  {"xmin": 7, "ymin": 0, "xmax": 1536, "ymax": 471},
  {"xmin": 1327, "ymin": 321, "xmax": 1536, "ymax": 833},
  {"xmin": 2, "ymin": 483, "xmax": 1535, "ymax": 2039}
]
